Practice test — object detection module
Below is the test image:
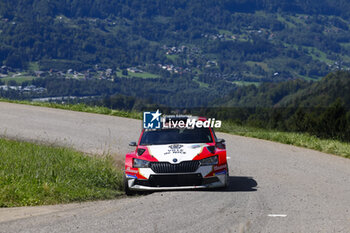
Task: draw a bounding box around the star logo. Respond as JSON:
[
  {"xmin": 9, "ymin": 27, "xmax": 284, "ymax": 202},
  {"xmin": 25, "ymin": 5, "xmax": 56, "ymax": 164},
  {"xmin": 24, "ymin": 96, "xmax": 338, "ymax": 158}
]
[
  {"xmin": 143, "ymin": 110, "xmax": 162, "ymax": 129},
  {"xmin": 150, "ymin": 109, "xmax": 162, "ymax": 122}
]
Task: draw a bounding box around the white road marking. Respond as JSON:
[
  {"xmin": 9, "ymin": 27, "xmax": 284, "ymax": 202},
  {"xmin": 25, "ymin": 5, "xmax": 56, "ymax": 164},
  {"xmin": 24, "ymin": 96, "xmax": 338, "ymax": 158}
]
[
  {"xmin": 227, "ymin": 157, "xmax": 231, "ymax": 160},
  {"xmin": 268, "ymin": 214, "xmax": 287, "ymax": 217}
]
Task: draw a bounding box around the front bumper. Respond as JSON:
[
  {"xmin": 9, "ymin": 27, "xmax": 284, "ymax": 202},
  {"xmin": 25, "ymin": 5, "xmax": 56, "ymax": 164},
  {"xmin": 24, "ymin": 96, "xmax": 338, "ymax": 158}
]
[{"xmin": 125, "ymin": 172, "xmax": 227, "ymax": 191}]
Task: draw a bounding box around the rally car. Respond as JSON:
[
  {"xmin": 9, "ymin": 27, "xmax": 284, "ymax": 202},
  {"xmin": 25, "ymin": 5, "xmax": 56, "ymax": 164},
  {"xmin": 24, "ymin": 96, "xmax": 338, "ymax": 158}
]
[{"xmin": 124, "ymin": 116, "xmax": 228, "ymax": 195}]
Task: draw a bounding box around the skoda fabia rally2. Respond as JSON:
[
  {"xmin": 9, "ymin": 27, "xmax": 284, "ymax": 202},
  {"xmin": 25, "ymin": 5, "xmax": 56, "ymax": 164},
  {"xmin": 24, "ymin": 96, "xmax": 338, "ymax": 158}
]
[{"xmin": 124, "ymin": 117, "xmax": 228, "ymax": 194}]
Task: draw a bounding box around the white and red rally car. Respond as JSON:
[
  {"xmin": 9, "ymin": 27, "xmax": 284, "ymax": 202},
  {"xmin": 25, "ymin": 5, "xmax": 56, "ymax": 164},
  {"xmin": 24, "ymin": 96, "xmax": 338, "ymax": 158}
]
[{"xmin": 124, "ymin": 116, "xmax": 228, "ymax": 195}]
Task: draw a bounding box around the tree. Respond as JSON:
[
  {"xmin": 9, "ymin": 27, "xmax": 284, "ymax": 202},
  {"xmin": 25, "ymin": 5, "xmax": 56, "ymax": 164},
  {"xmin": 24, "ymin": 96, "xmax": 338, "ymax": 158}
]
[
  {"xmin": 5, "ymin": 54, "xmax": 25, "ymax": 69},
  {"xmin": 316, "ymin": 99, "xmax": 347, "ymax": 139},
  {"xmin": 122, "ymin": 69, "xmax": 128, "ymax": 76},
  {"xmin": 7, "ymin": 80, "xmax": 18, "ymax": 86}
]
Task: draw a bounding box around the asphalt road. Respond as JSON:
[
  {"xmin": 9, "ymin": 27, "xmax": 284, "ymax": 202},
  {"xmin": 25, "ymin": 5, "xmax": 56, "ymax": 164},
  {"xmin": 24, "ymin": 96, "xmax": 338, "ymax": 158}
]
[{"xmin": 0, "ymin": 102, "xmax": 349, "ymax": 233}]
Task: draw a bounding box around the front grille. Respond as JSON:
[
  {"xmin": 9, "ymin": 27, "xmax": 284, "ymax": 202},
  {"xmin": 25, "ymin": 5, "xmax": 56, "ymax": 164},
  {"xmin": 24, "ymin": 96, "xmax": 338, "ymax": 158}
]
[
  {"xmin": 134, "ymin": 175, "xmax": 218, "ymax": 187},
  {"xmin": 149, "ymin": 174, "xmax": 203, "ymax": 187},
  {"xmin": 149, "ymin": 161, "xmax": 200, "ymax": 173}
]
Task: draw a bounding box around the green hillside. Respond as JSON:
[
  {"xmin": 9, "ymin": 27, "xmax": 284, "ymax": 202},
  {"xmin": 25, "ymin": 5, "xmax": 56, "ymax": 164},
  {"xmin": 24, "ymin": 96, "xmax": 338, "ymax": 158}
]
[
  {"xmin": 279, "ymin": 71, "xmax": 350, "ymax": 108},
  {"xmin": 205, "ymin": 71, "xmax": 350, "ymax": 142},
  {"xmin": 1, "ymin": 0, "xmax": 350, "ymax": 83},
  {"xmin": 218, "ymin": 71, "xmax": 350, "ymax": 108}
]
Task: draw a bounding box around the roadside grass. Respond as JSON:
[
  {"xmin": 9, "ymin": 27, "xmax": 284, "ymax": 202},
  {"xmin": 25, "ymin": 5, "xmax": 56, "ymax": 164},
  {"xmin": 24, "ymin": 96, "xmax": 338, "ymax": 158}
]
[
  {"xmin": 0, "ymin": 138, "xmax": 124, "ymax": 207},
  {"xmin": 1, "ymin": 98, "xmax": 349, "ymax": 159},
  {"xmin": 0, "ymin": 98, "xmax": 142, "ymax": 120},
  {"xmin": 220, "ymin": 122, "xmax": 350, "ymax": 159}
]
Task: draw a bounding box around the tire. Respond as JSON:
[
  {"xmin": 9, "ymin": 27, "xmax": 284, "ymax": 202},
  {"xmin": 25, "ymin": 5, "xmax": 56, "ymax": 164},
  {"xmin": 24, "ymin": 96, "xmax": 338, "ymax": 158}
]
[
  {"xmin": 224, "ymin": 167, "xmax": 229, "ymax": 188},
  {"xmin": 124, "ymin": 174, "xmax": 137, "ymax": 196},
  {"xmin": 213, "ymin": 168, "xmax": 229, "ymax": 191}
]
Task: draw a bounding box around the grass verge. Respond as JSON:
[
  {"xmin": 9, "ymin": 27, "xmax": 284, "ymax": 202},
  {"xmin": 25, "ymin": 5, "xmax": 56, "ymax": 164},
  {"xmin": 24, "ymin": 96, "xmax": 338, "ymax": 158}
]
[
  {"xmin": 1, "ymin": 98, "xmax": 349, "ymax": 159},
  {"xmin": 220, "ymin": 122, "xmax": 350, "ymax": 159},
  {"xmin": 0, "ymin": 138, "xmax": 124, "ymax": 207},
  {"xmin": 0, "ymin": 98, "xmax": 142, "ymax": 120}
]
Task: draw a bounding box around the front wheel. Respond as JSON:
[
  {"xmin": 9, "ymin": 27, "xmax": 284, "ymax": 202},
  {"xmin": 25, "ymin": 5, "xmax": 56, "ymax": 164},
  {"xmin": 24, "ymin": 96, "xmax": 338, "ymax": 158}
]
[
  {"xmin": 218, "ymin": 167, "xmax": 229, "ymax": 190},
  {"xmin": 224, "ymin": 167, "xmax": 229, "ymax": 188},
  {"xmin": 124, "ymin": 174, "xmax": 136, "ymax": 196}
]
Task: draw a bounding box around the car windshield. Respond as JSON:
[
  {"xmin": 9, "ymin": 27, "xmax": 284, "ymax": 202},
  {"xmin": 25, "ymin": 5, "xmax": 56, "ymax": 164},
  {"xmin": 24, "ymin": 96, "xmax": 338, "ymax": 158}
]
[{"xmin": 140, "ymin": 127, "xmax": 213, "ymax": 145}]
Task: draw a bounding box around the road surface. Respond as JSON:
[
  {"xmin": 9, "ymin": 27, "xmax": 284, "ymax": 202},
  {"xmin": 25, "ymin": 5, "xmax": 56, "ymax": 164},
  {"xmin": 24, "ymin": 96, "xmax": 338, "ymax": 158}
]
[{"xmin": 0, "ymin": 102, "xmax": 349, "ymax": 233}]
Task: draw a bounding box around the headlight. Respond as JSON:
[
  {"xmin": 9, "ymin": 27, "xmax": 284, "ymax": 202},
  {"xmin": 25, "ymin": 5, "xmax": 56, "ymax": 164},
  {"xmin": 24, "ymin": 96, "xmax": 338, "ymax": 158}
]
[
  {"xmin": 200, "ymin": 155, "xmax": 218, "ymax": 166},
  {"xmin": 133, "ymin": 158, "xmax": 150, "ymax": 168}
]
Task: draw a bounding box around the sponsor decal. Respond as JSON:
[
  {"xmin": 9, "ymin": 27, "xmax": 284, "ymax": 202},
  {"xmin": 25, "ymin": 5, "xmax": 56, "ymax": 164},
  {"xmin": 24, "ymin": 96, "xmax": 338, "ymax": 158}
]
[
  {"xmin": 215, "ymin": 170, "xmax": 227, "ymax": 175},
  {"xmin": 126, "ymin": 167, "xmax": 138, "ymax": 173},
  {"xmin": 213, "ymin": 164, "xmax": 227, "ymax": 171},
  {"xmin": 147, "ymin": 144, "xmax": 204, "ymax": 163},
  {"xmin": 165, "ymin": 144, "xmax": 186, "ymax": 155},
  {"xmin": 143, "ymin": 110, "xmax": 222, "ymax": 129},
  {"xmin": 162, "ymin": 117, "xmax": 221, "ymax": 129}
]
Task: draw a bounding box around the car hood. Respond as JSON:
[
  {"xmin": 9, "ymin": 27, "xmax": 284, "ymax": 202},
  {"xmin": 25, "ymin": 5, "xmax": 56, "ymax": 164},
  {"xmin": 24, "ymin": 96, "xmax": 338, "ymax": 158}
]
[{"xmin": 147, "ymin": 143, "xmax": 206, "ymax": 163}]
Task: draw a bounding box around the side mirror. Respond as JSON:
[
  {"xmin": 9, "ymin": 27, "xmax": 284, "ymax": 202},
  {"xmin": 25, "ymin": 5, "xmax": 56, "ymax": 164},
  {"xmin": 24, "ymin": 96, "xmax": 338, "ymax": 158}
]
[
  {"xmin": 216, "ymin": 138, "xmax": 226, "ymax": 149},
  {"xmin": 129, "ymin": 141, "xmax": 137, "ymax": 147}
]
